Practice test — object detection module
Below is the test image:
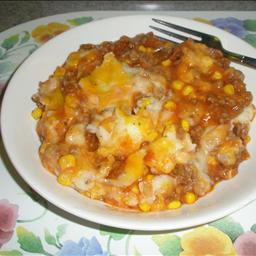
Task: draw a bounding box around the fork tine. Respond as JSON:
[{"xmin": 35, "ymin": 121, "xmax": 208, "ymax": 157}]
[
  {"xmin": 150, "ymin": 25, "xmax": 190, "ymax": 42},
  {"xmin": 156, "ymin": 35, "xmax": 178, "ymax": 44},
  {"xmin": 152, "ymin": 18, "xmax": 207, "ymax": 38}
]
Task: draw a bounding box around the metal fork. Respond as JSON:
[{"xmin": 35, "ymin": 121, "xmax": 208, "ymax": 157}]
[{"xmin": 150, "ymin": 18, "xmax": 256, "ymax": 69}]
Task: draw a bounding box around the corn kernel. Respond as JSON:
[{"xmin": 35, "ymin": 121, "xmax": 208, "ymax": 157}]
[
  {"xmin": 131, "ymin": 184, "xmax": 139, "ymax": 194},
  {"xmin": 90, "ymin": 184, "xmax": 103, "ymax": 199},
  {"xmin": 48, "ymin": 88, "xmax": 64, "ymax": 109},
  {"xmin": 164, "ymin": 100, "xmax": 176, "ymax": 110},
  {"xmin": 168, "ymin": 200, "xmax": 181, "ymax": 209},
  {"xmin": 67, "ymin": 52, "xmax": 80, "ymax": 67},
  {"xmin": 39, "ymin": 142, "xmax": 49, "ymax": 154},
  {"xmin": 182, "ymin": 85, "xmax": 194, "ymax": 96},
  {"xmin": 140, "ymin": 98, "xmax": 152, "ymax": 109},
  {"xmin": 54, "ymin": 67, "xmax": 65, "ymax": 77},
  {"xmin": 161, "ymin": 59, "xmax": 172, "ymax": 67},
  {"xmin": 147, "ymin": 131, "xmax": 158, "ymax": 141},
  {"xmin": 165, "ymin": 123, "xmax": 176, "ymax": 133},
  {"xmin": 172, "ymin": 80, "xmax": 184, "ymax": 91},
  {"xmin": 224, "ymin": 84, "xmax": 235, "ymax": 95},
  {"xmin": 138, "ymin": 45, "xmax": 146, "ymax": 52},
  {"xmin": 245, "ymin": 135, "xmax": 251, "ymax": 144},
  {"xmin": 146, "ymin": 48, "xmax": 154, "ymax": 53},
  {"xmin": 85, "ymin": 50, "xmax": 97, "ymax": 61},
  {"xmin": 208, "ymin": 156, "xmax": 217, "ymax": 166},
  {"xmin": 31, "ymin": 107, "xmax": 43, "ymax": 120},
  {"xmin": 184, "ymin": 192, "xmax": 197, "ymax": 204},
  {"xmin": 146, "ymin": 174, "xmax": 154, "ymax": 182},
  {"xmin": 181, "ymin": 119, "xmax": 190, "ymax": 132},
  {"xmin": 138, "ymin": 45, "xmax": 153, "ymax": 53},
  {"xmin": 212, "ymin": 71, "xmax": 222, "ymax": 80},
  {"xmin": 58, "ymin": 154, "xmax": 76, "ymax": 170},
  {"xmin": 57, "ymin": 170, "xmax": 73, "ymax": 186},
  {"xmin": 139, "ymin": 203, "xmax": 151, "ymax": 212}
]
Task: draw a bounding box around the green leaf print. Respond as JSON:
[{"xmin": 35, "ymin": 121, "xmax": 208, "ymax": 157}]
[
  {"xmin": 244, "ymin": 34, "xmax": 256, "ymax": 48},
  {"xmin": 0, "ymin": 250, "xmax": 23, "ymax": 256},
  {"xmin": 16, "ymin": 226, "xmax": 46, "ymax": 254},
  {"xmin": 243, "ymin": 19, "xmax": 256, "ymax": 31},
  {"xmin": 209, "ymin": 216, "xmax": 244, "ymax": 242},
  {"xmin": 0, "ymin": 48, "xmax": 4, "ymax": 58},
  {"xmin": 44, "ymin": 229, "xmax": 57, "ymax": 246},
  {"xmin": 152, "ymin": 234, "xmax": 182, "ymax": 256},
  {"xmin": 100, "ymin": 225, "xmax": 129, "ymax": 240},
  {"xmin": 250, "ymin": 223, "xmax": 256, "ymax": 233},
  {"xmin": 56, "ymin": 223, "xmax": 67, "ymax": 240},
  {"xmin": 0, "ymin": 61, "xmax": 16, "ymax": 75},
  {"xmin": 67, "ymin": 17, "xmax": 93, "ymax": 26},
  {"xmin": 19, "ymin": 31, "xmax": 30, "ymax": 45},
  {"xmin": 1, "ymin": 34, "xmax": 19, "ymax": 50}
]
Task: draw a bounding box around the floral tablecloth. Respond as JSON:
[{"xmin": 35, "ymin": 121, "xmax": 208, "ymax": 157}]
[{"xmin": 1, "ymin": 11, "xmax": 256, "ymax": 256}]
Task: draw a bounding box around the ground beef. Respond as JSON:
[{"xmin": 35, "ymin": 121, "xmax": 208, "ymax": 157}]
[{"xmin": 85, "ymin": 132, "xmax": 99, "ymax": 152}]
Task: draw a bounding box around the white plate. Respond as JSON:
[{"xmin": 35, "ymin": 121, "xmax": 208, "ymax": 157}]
[{"xmin": 1, "ymin": 15, "xmax": 256, "ymax": 231}]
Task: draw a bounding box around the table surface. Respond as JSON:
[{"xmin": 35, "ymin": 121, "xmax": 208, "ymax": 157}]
[
  {"xmin": 1, "ymin": 6, "xmax": 256, "ymax": 256},
  {"xmin": 1, "ymin": 0, "xmax": 256, "ymax": 32}
]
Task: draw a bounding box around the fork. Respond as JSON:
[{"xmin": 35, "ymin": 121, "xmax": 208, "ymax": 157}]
[{"xmin": 150, "ymin": 18, "xmax": 256, "ymax": 69}]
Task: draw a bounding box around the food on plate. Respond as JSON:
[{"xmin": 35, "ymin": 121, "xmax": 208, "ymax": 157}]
[{"xmin": 31, "ymin": 32, "xmax": 254, "ymax": 212}]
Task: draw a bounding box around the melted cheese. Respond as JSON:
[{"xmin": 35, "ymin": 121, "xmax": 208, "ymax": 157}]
[
  {"xmin": 111, "ymin": 150, "xmax": 146, "ymax": 187},
  {"xmin": 79, "ymin": 53, "xmax": 132, "ymax": 110}
]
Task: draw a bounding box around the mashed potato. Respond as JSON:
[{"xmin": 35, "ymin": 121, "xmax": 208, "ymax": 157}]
[{"xmin": 32, "ymin": 33, "xmax": 254, "ymax": 212}]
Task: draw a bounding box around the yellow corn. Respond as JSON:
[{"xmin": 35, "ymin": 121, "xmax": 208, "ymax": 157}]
[
  {"xmin": 208, "ymin": 156, "xmax": 217, "ymax": 166},
  {"xmin": 245, "ymin": 135, "xmax": 251, "ymax": 144},
  {"xmin": 161, "ymin": 59, "xmax": 172, "ymax": 67},
  {"xmin": 67, "ymin": 52, "xmax": 80, "ymax": 67},
  {"xmin": 39, "ymin": 142, "xmax": 49, "ymax": 154},
  {"xmin": 168, "ymin": 200, "xmax": 181, "ymax": 209},
  {"xmin": 139, "ymin": 203, "xmax": 151, "ymax": 212},
  {"xmin": 147, "ymin": 131, "xmax": 158, "ymax": 141},
  {"xmin": 181, "ymin": 119, "xmax": 190, "ymax": 132},
  {"xmin": 58, "ymin": 154, "xmax": 76, "ymax": 170},
  {"xmin": 164, "ymin": 100, "xmax": 176, "ymax": 110},
  {"xmin": 90, "ymin": 184, "xmax": 103, "ymax": 199},
  {"xmin": 184, "ymin": 192, "xmax": 197, "ymax": 204},
  {"xmin": 47, "ymin": 88, "xmax": 64, "ymax": 109},
  {"xmin": 165, "ymin": 123, "xmax": 176, "ymax": 134},
  {"xmin": 138, "ymin": 45, "xmax": 147, "ymax": 52},
  {"xmin": 223, "ymin": 84, "xmax": 235, "ymax": 95},
  {"xmin": 85, "ymin": 50, "xmax": 97, "ymax": 62},
  {"xmin": 131, "ymin": 184, "xmax": 139, "ymax": 194},
  {"xmin": 140, "ymin": 98, "xmax": 152, "ymax": 109},
  {"xmin": 31, "ymin": 107, "xmax": 43, "ymax": 120},
  {"xmin": 182, "ymin": 85, "xmax": 194, "ymax": 96},
  {"xmin": 54, "ymin": 67, "xmax": 65, "ymax": 77},
  {"xmin": 212, "ymin": 71, "xmax": 222, "ymax": 80},
  {"xmin": 57, "ymin": 171, "xmax": 73, "ymax": 186},
  {"xmin": 138, "ymin": 45, "xmax": 153, "ymax": 53},
  {"xmin": 172, "ymin": 80, "xmax": 184, "ymax": 91},
  {"xmin": 146, "ymin": 174, "xmax": 154, "ymax": 182}
]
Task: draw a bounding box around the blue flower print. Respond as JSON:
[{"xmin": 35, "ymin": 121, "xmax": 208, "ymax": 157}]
[
  {"xmin": 56, "ymin": 236, "xmax": 108, "ymax": 256},
  {"xmin": 211, "ymin": 17, "xmax": 248, "ymax": 39}
]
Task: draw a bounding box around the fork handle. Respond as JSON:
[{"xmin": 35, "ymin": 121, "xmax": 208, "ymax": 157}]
[{"xmin": 223, "ymin": 49, "xmax": 256, "ymax": 68}]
